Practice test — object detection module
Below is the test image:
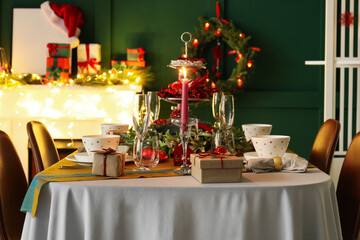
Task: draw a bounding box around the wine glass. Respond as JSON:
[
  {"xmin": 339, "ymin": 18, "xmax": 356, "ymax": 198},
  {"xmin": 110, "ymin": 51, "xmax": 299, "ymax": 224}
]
[
  {"xmin": 132, "ymin": 94, "xmax": 150, "ymax": 171},
  {"xmin": 133, "ymin": 134, "xmax": 159, "ymax": 169},
  {"xmin": 147, "ymin": 91, "xmax": 160, "ymax": 124},
  {"xmin": 219, "ymin": 95, "xmax": 235, "ymax": 153},
  {"xmin": 212, "ymin": 92, "xmax": 222, "ymax": 129}
]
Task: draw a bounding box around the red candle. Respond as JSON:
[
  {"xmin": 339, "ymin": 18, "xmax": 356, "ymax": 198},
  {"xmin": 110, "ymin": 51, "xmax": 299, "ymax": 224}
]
[{"xmin": 181, "ymin": 67, "xmax": 189, "ymax": 130}]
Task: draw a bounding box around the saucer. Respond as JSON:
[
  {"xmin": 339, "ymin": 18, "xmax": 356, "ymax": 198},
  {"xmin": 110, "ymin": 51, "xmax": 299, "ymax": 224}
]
[
  {"xmin": 243, "ymin": 152, "xmax": 298, "ymax": 160},
  {"xmin": 65, "ymin": 153, "xmax": 93, "ymax": 166}
]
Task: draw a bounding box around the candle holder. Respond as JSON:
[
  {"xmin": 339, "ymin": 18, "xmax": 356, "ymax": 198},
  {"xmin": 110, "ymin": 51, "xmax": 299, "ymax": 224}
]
[
  {"xmin": 164, "ymin": 32, "xmax": 207, "ymax": 174},
  {"xmin": 171, "ymin": 118, "xmax": 198, "ymax": 174}
]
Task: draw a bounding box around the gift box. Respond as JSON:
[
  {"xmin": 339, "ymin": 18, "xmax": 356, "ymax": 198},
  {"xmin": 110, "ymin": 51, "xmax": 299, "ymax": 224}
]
[
  {"xmin": 120, "ymin": 60, "xmax": 146, "ymax": 68},
  {"xmin": 45, "ymin": 57, "xmax": 70, "ymax": 81},
  {"xmin": 92, "ymin": 150, "xmax": 126, "ymax": 177},
  {"xmin": 111, "ymin": 60, "xmax": 119, "ymax": 67},
  {"xmin": 47, "ymin": 43, "xmax": 70, "ymax": 58},
  {"xmin": 77, "ymin": 43, "xmax": 101, "ymax": 74},
  {"xmin": 127, "ymin": 48, "xmax": 145, "ymax": 61},
  {"xmin": 190, "ymin": 153, "xmax": 244, "ymax": 183}
]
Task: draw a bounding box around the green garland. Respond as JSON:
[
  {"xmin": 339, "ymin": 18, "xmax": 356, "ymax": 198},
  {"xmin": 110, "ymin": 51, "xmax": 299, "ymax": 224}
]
[
  {"xmin": 187, "ymin": 17, "xmax": 260, "ymax": 93},
  {"xmin": 0, "ymin": 62, "xmax": 154, "ymax": 88},
  {"xmin": 121, "ymin": 123, "xmax": 253, "ymax": 158}
]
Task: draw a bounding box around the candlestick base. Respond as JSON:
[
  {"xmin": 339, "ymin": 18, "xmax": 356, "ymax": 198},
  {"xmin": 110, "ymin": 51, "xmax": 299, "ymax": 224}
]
[{"xmin": 175, "ymin": 164, "xmax": 191, "ymax": 175}]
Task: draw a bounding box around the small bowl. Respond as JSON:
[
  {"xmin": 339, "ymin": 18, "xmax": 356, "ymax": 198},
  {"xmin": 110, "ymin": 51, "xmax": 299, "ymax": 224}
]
[
  {"xmin": 251, "ymin": 135, "xmax": 290, "ymax": 158},
  {"xmin": 100, "ymin": 123, "xmax": 129, "ymax": 135},
  {"xmin": 116, "ymin": 145, "xmax": 130, "ymax": 153},
  {"xmin": 82, "ymin": 135, "xmax": 120, "ymax": 157},
  {"xmin": 242, "ymin": 124, "xmax": 272, "ymax": 142}
]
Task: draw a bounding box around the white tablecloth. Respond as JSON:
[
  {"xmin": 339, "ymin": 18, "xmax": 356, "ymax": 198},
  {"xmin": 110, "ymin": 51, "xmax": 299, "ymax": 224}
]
[{"xmin": 21, "ymin": 168, "xmax": 342, "ymax": 240}]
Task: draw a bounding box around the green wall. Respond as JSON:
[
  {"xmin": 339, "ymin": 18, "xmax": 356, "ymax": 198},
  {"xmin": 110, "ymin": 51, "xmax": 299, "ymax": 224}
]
[{"xmin": 0, "ymin": 0, "xmax": 325, "ymax": 158}]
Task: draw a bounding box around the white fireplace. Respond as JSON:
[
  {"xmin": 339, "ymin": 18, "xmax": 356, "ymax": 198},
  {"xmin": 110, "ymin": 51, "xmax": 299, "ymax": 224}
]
[{"xmin": 0, "ymin": 84, "xmax": 141, "ymax": 179}]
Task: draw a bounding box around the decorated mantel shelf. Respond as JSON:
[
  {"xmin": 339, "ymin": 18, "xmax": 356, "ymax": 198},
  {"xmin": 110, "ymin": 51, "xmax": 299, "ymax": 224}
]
[{"xmin": 0, "ymin": 84, "xmax": 141, "ymax": 179}]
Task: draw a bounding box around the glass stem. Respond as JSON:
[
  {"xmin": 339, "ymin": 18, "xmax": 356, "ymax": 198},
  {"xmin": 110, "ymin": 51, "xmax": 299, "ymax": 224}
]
[
  {"xmin": 139, "ymin": 138, "xmax": 144, "ymax": 167},
  {"xmin": 180, "ymin": 129, "xmax": 189, "ymax": 167}
]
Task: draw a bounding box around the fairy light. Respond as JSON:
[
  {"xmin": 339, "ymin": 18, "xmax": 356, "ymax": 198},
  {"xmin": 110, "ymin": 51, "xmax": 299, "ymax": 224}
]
[
  {"xmin": 124, "ymin": 79, "xmax": 129, "ymax": 84},
  {"xmin": 136, "ymin": 77, "xmax": 140, "ymax": 83}
]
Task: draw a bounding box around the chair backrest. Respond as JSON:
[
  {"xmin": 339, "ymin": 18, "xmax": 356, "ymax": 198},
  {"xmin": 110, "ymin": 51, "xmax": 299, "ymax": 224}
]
[
  {"xmin": 0, "ymin": 130, "xmax": 28, "ymax": 240},
  {"xmin": 308, "ymin": 119, "xmax": 340, "ymax": 174},
  {"xmin": 27, "ymin": 121, "xmax": 59, "ymax": 173},
  {"xmin": 337, "ymin": 131, "xmax": 360, "ymax": 240}
]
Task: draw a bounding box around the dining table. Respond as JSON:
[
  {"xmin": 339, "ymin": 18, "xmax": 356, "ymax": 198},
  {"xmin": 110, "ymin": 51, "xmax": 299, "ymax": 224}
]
[{"xmin": 20, "ymin": 157, "xmax": 342, "ymax": 240}]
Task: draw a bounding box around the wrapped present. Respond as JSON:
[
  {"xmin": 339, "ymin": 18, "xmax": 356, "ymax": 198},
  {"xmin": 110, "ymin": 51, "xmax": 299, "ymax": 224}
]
[
  {"xmin": 45, "ymin": 57, "xmax": 69, "ymax": 81},
  {"xmin": 111, "ymin": 60, "xmax": 119, "ymax": 67},
  {"xmin": 92, "ymin": 149, "xmax": 126, "ymax": 177},
  {"xmin": 127, "ymin": 47, "xmax": 145, "ymax": 61},
  {"xmin": 190, "ymin": 147, "xmax": 244, "ymax": 183},
  {"xmin": 47, "ymin": 43, "xmax": 70, "ymax": 58},
  {"xmin": 120, "ymin": 60, "xmax": 146, "ymax": 68},
  {"xmin": 77, "ymin": 43, "xmax": 101, "ymax": 74}
]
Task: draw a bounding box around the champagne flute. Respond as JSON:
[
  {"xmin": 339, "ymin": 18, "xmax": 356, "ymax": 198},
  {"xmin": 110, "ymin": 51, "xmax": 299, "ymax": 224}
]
[
  {"xmin": 132, "ymin": 94, "xmax": 150, "ymax": 171},
  {"xmin": 147, "ymin": 91, "xmax": 160, "ymax": 124},
  {"xmin": 219, "ymin": 95, "xmax": 235, "ymax": 153},
  {"xmin": 219, "ymin": 94, "xmax": 234, "ymax": 130},
  {"xmin": 212, "ymin": 92, "xmax": 222, "ymax": 129}
]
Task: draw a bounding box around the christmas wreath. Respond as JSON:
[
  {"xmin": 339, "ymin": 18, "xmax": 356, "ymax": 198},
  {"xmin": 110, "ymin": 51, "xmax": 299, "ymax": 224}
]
[{"xmin": 186, "ymin": 2, "xmax": 260, "ymax": 93}]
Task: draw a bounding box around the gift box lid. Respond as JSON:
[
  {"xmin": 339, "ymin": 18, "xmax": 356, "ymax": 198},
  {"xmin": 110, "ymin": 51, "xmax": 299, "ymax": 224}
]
[{"xmin": 190, "ymin": 153, "xmax": 244, "ymax": 169}]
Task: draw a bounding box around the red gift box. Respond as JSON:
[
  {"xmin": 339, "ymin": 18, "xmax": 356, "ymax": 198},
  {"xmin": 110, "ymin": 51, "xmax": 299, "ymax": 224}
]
[
  {"xmin": 127, "ymin": 48, "xmax": 145, "ymax": 61},
  {"xmin": 45, "ymin": 57, "xmax": 69, "ymax": 81},
  {"xmin": 120, "ymin": 60, "xmax": 146, "ymax": 68}
]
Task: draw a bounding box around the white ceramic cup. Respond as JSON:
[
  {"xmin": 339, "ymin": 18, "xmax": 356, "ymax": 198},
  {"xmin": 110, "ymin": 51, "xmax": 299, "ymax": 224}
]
[
  {"xmin": 242, "ymin": 124, "xmax": 272, "ymax": 142},
  {"xmin": 82, "ymin": 135, "xmax": 120, "ymax": 157},
  {"xmin": 100, "ymin": 123, "xmax": 129, "ymax": 135},
  {"xmin": 251, "ymin": 135, "xmax": 290, "ymax": 158}
]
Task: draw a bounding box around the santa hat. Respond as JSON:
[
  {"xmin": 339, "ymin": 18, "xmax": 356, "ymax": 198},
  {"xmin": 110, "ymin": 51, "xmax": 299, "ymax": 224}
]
[{"xmin": 41, "ymin": 1, "xmax": 84, "ymax": 48}]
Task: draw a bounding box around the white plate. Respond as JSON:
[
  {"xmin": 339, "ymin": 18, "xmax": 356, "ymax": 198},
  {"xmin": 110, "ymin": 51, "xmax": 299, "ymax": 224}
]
[
  {"xmin": 243, "ymin": 152, "xmax": 298, "ymax": 160},
  {"xmin": 65, "ymin": 154, "xmax": 92, "ymax": 166},
  {"xmin": 66, "ymin": 152, "xmax": 133, "ymax": 165}
]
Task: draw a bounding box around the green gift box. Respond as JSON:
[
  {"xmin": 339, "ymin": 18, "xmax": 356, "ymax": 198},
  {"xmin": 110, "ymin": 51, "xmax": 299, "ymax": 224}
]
[{"xmin": 47, "ymin": 43, "xmax": 71, "ymax": 58}]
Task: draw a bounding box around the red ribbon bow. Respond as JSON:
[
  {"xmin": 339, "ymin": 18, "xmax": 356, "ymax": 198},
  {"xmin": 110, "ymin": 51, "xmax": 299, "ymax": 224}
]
[
  {"xmin": 102, "ymin": 148, "xmax": 116, "ymax": 176},
  {"xmin": 47, "ymin": 43, "xmax": 58, "ymax": 56},
  {"xmin": 137, "ymin": 47, "xmax": 145, "ymax": 62},
  {"xmin": 216, "ymin": 2, "xmax": 230, "ymax": 24},
  {"xmin": 196, "ymin": 146, "xmax": 232, "ymax": 168},
  {"xmin": 77, "ymin": 44, "xmax": 101, "ymax": 74}
]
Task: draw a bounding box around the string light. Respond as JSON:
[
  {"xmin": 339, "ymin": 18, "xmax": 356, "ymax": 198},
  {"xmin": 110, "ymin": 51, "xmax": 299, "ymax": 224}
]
[
  {"xmin": 215, "ymin": 28, "xmax": 222, "ymax": 36},
  {"xmin": 239, "ymin": 33, "xmax": 246, "ymax": 38},
  {"xmin": 237, "ymin": 77, "xmax": 244, "ymax": 87},
  {"xmin": 204, "ymin": 22, "xmax": 210, "ymax": 31},
  {"xmin": 247, "ymin": 60, "xmax": 253, "ymax": 68},
  {"xmin": 193, "ymin": 38, "xmax": 199, "ymax": 47}
]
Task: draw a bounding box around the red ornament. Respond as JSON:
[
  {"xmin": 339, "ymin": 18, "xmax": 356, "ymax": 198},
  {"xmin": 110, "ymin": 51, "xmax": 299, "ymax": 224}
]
[
  {"xmin": 215, "ymin": 28, "xmax": 222, "ymax": 36},
  {"xmin": 237, "ymin": 77, "xmax": 244, "ymax": 87},
  {"xmin": 142, "ymin": 147, "xmax": 156, "ymax": 159},
  {"xmin": 247, "ymin": 60, "xmax": 253, "ymax": 68},
  {"xmin": 214, "ymin": 71, "xmax": 222, "ymax": 79},
  {"xmin": 339, "ymin": 11, "xmax": 355, "ymax": 27},
  {"xmin": 193, "ymin": 38, "xmax": 199, "ymax": 47},
  {"xmin": 211, "ymin": 44, "xmax": 224, "ymax": 72},
  {"xmin": 173, "ymin": 143, "xmax": 194, "ymax": 166},
  {"xmin": 204, "ymin": 22, "xmax": 210, "ymax": 31}
]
